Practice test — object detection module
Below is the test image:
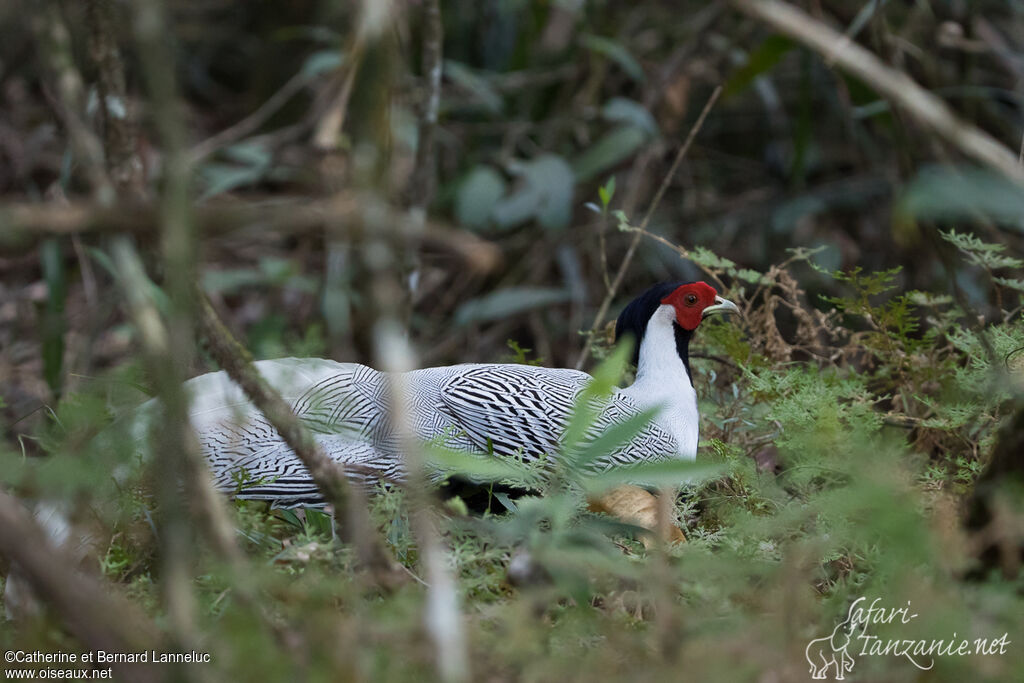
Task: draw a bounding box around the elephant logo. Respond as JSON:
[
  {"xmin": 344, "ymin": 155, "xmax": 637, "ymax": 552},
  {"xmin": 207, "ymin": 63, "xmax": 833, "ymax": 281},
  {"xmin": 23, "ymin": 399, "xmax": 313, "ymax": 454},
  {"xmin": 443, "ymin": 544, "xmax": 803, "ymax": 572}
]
[{"xmin": 805, "ymin": 608, "xmax": 857, "ymax": 680}]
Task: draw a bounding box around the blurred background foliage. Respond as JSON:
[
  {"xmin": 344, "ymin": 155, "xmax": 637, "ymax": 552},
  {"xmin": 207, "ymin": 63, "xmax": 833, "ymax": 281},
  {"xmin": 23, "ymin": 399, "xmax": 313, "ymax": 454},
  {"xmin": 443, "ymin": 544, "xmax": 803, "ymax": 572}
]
[{"xmin": 1, "ymin": 0, "xmax": 1024, "ymax": 681}]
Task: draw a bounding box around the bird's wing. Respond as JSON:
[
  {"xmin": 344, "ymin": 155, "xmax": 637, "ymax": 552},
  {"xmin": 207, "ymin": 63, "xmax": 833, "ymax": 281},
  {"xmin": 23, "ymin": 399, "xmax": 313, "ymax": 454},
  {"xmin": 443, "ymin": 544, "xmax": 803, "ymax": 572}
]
[
  {"xmin": 437, "ymin": 364, "xmax": 676, "ymax": 467},
  {"xmin": 188, "ymin": 359, "xmax": 400, "ymax": 506}
]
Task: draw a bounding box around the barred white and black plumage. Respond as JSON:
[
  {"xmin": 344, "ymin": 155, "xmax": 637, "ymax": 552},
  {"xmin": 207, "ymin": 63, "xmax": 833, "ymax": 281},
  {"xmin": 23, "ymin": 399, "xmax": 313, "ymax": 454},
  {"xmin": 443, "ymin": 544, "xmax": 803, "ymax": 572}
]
[{"xmin": 137, "ymin": 282, "xmax": 737, "ymax": 507}]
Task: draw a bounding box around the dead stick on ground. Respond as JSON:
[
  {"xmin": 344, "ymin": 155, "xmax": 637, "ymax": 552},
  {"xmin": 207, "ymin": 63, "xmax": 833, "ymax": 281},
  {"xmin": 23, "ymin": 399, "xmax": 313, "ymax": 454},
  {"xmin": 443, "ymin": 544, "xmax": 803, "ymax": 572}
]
[
  {"xmin": 0, "ymin": 491, "xmax": 162, "ymax": 683},
  {"xmin": 730, "ymin": 0, "xmax": 1024, "ymax": 188},
  {"xmin": 575, "ymin": 86, "xmax": 722, "ymax": 370}
]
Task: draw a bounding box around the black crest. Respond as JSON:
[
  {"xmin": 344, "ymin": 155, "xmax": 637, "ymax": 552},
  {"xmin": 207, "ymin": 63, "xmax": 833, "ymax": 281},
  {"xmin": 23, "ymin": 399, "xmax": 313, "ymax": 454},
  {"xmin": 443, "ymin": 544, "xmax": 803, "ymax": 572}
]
[{"xmin": 614, "ymin": 281, "xmax": 694, "ymax": 377}]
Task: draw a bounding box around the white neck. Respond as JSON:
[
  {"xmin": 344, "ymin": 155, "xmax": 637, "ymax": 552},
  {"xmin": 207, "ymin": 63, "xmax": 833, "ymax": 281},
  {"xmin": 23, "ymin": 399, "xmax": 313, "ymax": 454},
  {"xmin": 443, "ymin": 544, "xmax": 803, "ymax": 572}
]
[{"xmin": 618, "ymin": 304, "xmax": 700, "ymax": 459}]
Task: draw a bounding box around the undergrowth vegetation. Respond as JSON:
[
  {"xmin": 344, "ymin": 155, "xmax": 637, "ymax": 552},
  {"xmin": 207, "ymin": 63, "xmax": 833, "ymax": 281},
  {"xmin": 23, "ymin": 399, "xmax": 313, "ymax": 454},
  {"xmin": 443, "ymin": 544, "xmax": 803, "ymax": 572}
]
[
  {"xmin": 4, "ymin": 1, "xmax": 1024, "ymax": 681},
  {"xmin": 3, "ymin": 229, "xmax": 1022, "ymax": 682}
]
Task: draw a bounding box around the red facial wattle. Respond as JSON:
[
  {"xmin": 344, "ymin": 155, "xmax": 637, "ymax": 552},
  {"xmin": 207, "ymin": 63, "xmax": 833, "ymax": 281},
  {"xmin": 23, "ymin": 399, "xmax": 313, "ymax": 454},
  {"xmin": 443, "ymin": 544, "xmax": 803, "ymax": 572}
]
[{"xmin": 660, "ymin": 282, "xmax": 718, "ymax": 331}]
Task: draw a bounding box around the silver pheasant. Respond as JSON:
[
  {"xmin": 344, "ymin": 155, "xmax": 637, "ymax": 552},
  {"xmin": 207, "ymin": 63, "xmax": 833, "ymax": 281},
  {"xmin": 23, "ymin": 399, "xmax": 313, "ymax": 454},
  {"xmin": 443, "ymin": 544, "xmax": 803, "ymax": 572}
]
[{"xmin": 134, "ymin": 281, "xmax": 737, "ymax": 506}]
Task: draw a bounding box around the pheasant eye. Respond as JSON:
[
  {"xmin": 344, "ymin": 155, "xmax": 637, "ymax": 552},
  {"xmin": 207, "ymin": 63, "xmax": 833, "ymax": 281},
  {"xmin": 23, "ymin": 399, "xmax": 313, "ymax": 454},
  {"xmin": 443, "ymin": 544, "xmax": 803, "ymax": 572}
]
[{"xmin": 685, "ymin": 294, "xmax": 698, "ymax": 305}]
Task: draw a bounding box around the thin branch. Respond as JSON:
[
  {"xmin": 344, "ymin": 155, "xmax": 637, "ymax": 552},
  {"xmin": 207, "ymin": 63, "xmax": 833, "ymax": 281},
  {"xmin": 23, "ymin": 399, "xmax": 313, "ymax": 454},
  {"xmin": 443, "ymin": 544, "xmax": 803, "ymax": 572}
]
[
  {"xmin": 406, "ymin": 0, "xmax": 443, "ymax": 214},
  {"xmin": 0, "ymin": 197, "xmax": 502, "ymax": 272},
  {"xmin": 32, "ymin": 1, "xmax": 114, "ymax": 202},
  {"xmin": 618, "ymin": 223, "xmax": 725, "ymax": 291},
  {"xmin": 402, "ymin": 0, "xmax": 444, "ymax": 320},
  {"xmin": 575, "ymin": 86, "xmax": 722, "ymax": 369},
  {"xmin": 369, "ymin": 242, "xmax": 468, "ymax": 683},
  {"xmin": 113, "ymin": 237, "xmax": 248, "ymax": 570},
  {"xmin": 189, "ymin": 70, "xmax": 312, "ymax": 164},
  {"xmin": 131, "ymin": 0, "xmax": 200, "ymax": 648},
  {"xmin": 638, "ymin": 87, "xmax": 723, "ymax": 234},
  {"xmin": 0, "ymin": 491, "xmax": 162, "ymax": 683},
  {"xmin": 113, "ymin": 242, "xmax": 305, "ymax": 651},
  {"xmin": 311, "ymin": 47, "xmax": 362, "ymax": 151},
  {"xmin": 730, "ymin": 0, "xmax": 1024, "ymax": 188},
  {"xmin": 689, "ymin": 351, "xmax": 740, "ymax": 370},
  {"xmin": 195, "ymin": 290, "xmax": 404, "ymax": 584},
  {"xmin": 375, "ymin": 322, "xmax": 469, "ymax": 683},
  {"xmin": 84, "ymin": 0, "xmax": 145, "ymax": 196}
]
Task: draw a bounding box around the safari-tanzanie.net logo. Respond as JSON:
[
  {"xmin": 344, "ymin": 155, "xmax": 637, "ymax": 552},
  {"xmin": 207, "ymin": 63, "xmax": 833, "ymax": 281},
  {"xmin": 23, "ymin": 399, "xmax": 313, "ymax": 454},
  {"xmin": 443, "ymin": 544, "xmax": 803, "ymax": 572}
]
[{"xmin": 805, "ymin": 597, "xmax": 1011, "ymax": 680}]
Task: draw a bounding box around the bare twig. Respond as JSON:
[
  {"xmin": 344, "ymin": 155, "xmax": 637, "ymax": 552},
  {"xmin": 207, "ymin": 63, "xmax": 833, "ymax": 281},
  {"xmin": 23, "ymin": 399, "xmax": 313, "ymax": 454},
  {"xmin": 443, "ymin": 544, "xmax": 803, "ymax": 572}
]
[
  {"xmin": 84, "ymin": 0, "xmax": 144, "ymax": 196},
  {"xmin": 0, "ymin": 491, "xmax": 162, "ymax": 683},
  {"xmin": 369, "ymin": 242, "xmax": 469, "ymax": 681},
  {"xmin": 399, "ymin": 0, "xmax": 444, "ymax": 323},
  {"xmin": 617, "ymin": 223, "xmax": 726, "ymax": 291},
  {"xmin": 357, "ymin": 3, "xmax": 467, "ymax": 650},
  {"xmin": 0, "ymin": 196, "xmax": 501, "ymax": 271},
  {"xmin": 575, "ymin": 86, "xmax": 722, "ymax": 369},
  {"xmin": 190, "ymin": 70, "xmax": 312, "ymax": 164},
  {"xmin": 112, "ymin": 239, "xmax": 245, "ymax": 566},
  {"xmin": 311, "ymin": 48, "xmax": 362, "ymax": 151},
  {"xmin": 730, "ymin": 0, "xmax": 1024, "ymax": 188},
  {"xmin": 195, "ymin": 291, "xmax": 403, "ymax": 583},
  {"xmin": 114, "ymin": 245, "xmax": 241, "ymax": 570},
  {"xmin": 375, "ymin": 321, "xmax": 469, "ymax": 683},
  {"xmin": 406, "ymin": 0, "xmax": 443, "ymax": 214},
  {"xmin": 113, "ymin": 242, "xmax": 305, "ymax": 651},
  {"xmin": 32, "ymin": 1, "xmax": 114, "ymax": 202},
  {"xmin": 131, "ymin": 0, "xmax": 201, "ymax": 649}
]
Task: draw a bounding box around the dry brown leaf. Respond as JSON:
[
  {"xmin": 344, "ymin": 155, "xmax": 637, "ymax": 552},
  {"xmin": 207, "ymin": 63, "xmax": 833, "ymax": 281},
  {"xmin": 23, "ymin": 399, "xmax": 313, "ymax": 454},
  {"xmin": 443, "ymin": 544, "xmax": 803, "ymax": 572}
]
[{"xmin": 588, "ymin": 485, "xmax": 686, "ymax": 548}]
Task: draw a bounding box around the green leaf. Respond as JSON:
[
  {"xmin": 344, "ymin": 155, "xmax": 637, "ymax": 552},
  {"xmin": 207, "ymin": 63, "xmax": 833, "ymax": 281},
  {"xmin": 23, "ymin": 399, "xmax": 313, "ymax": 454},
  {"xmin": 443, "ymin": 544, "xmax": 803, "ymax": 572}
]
[
  {"xmin": 907, "ymin": 290, "xmax": 954, "ymax": 306},
  {"xmin": 994, "ymin": 277, "xmax": 1024, "ymax": 292},
  {"xmin": 202, "ymin": 268, "xmax": 267, "ymax": 294},
  {"xmin": 455, "ymin": 166, "xmax": 507, "ymax": 229},
  {"xmin": 571, "ymin": 407, "xmax": 659, "ymax": 472},
  {"xmin": 579, "ymin": 34, "xmax": 645, "ymax": 82},
  {"xmin": 588, "ymin": 340, "xmax": 633, "ymax": 395},
  {"xmin": 572, "ymin": 125, "xmax": 649, "ymax": 183},
  {"xmin": 734, "ymin": 268, "xmax": 768, "ymax": 285},
  {"xmin": 301, "ymin": 50, "xmax": 344, "ymax": 77},
  {"xmin": 848, "ymin": 0, "xmax": 890, "ymax": 38},
  {"xmin": 584, "ymin": 459, "xmax": 725, "ymax": 493},
  {"xmin": 723, "ymin": 35, "xmax": 795, "ymax": 98},
  {"xmin": 453, "ymin": 287, "xmax": 571, "ymax": 326},
  {"xmin": 275, "ymin": 509, "xmax": 302, "ymax": 528},
  {"xmin": 303, "ymin": 507, "xmax": 333, "ymax": 537},
  {"xmin": 91, "ymin": 246, "xmax": 172, "ymax": 319},
  {"xmin": 425, "ymin": 445, "xmax": 539, "ymax": 486},
  {"xmin": 559, "ymin": 342, "xmax": 633, "ymax": 459},
  {"xmin": 602, "ymin": 98, "xmax": 658, "ymax": 137},
  {"xmin": 690, "ymin": 245, "xmax": 736, "ymax": 270},
  {"xmin": 491, "ymin": 155, "xmax": 575, "ymax": 231},
  {"xmin": 200, "ymin": 259, "xmax": 316, "ymax": 297},
  {"xmin": 939, "ymin": 228, "xmax": 1024, "ymax": 270},
  {"xmin": 199, "ymin": 163, "xmax": 266, "ymax": 200},
  {"xmin": 222, "ymin": 141, "xmax": 273, "ymax": 167},
  {"xmin": 493, "ymin": 491, "xmax": 518, "ymax": 512},
  {"xmin": 443, "ymin": 60, "xmax": 503, "ymax": 113},
  {"xmin": 598, "ymin": 176, "xmax": 616, "ymax": 210},
  {"xmin": 898, "ymin": 166, "xmax": 1024, "ymax": 232}
]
